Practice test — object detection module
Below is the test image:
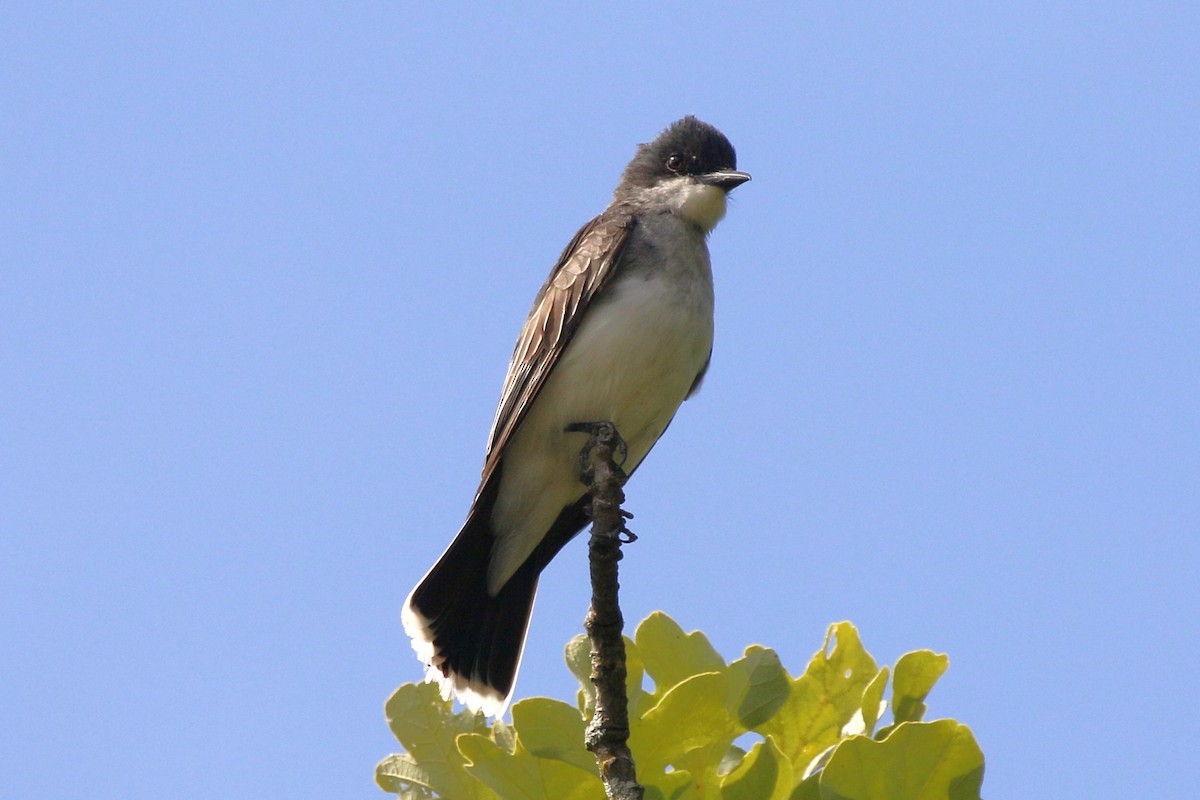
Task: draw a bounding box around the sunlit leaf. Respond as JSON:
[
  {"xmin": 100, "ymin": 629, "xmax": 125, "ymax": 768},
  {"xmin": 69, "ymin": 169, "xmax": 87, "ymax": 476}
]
[
  {"xmin": 379, "ymin": 613, "xmax": 984, "ymax": 799},
  {"xmin": 564, "ymin": 634, "xmax": 596, "ymax": 717},
  {"xmin": 511, "ymin": 697, "xmax": 596, "ymax": 775},
  {"xmin": 818, "ymin": 721, "xmax": 984, "ymax": 800},
  {"xmin": 859, "ymin": 666, "xmax": 889, "ymax": 736},
  {"xmin": 757, "ymin": 622, "xmax": 879, "ymax": 773},
  {"xmin": 381, "ymin": 682, "xmax": 493, "ymax": 799},
  {"xmin": 727, "ymin": 646, "xmax": 790, "ymax": 729},
  {"xmin": 565, "ymin": 633, "xmax": 644, "ymax": 719},
  {"xmin": 891, "ymin": 651, "xmax": 949, "ymax": 724},
  {"xmin": 374, "ymin": 753, "xmax": 437, "ymax": 798},
  {"xmin": 642, "ymin": 768, "xmax": 695, "ymax": 800},
  {"xmin": 720, "ymin": 737, "xmax": 794, "ymax": 800},
  {"xmin": 636, "ymin": 612, "xmax": 726, "ymax": 699},
  {"xmin": 632, "ymin": 671, "xmax": 735, "ymax": 777},
  {"xmin": 458, "ymin": 733, "xmax": 603, "ymax": 800}
]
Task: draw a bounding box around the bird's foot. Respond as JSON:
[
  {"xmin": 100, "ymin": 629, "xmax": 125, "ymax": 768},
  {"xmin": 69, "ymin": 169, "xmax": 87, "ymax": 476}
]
[{"xmin": 565, "ymin": 420, "xmax": 629, "ymax": 483}]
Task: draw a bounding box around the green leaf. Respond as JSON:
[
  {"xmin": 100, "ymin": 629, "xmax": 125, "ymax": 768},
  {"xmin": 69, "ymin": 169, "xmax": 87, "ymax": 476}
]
[
  {"xmin": 564, "ymin": 634, "xmax": 596, "ymax": 717},
  {"xmin": 381, "ymin": 682, "xmax": 493, "ymax": 799},
  {"xmin": 565, "ymin": 633, "xmax": 646, "ymax": 719},
  {"xmin": 891, "ymin": 651, "xmax": 948, "ymax": 724},
  {"xmin": 818, "ymin": 721, "xmax": 984, "ymax": 800},
  {"xmin": 642, "ymin": 768, "xmax": 696, "ymax": 800},
  {"xmin": 491, "ymin": 719, "xmax": 516, "ymax": 755},
  {"xmin": 458, "ymin": 734, "xmax": 604, "ymax": 800},
  {"xmin": 757, "ymin": 622, "xmax": 880, "ymax": 774},
  {"xmin": 632, "ymin": 670, "xmax": 735, "ymax": 777},
  {"xmin": 381, "ymin": 615, "xmax": 983, "ymax": 799},
  {"xmin": 623, "ymin": 633, "xmax": 649, "ymax": 717},
  {"xmin": 374, "ymin": 753, "xmax": 437, "ymax": 798},
  {"xmin": 859, "ymin": 666, "xmax": 889, "ymax": 737},
  {"xmin": 726, "ymin": 646, "xmax": 791, "ymax": 729},
  {"xmin": 718, "ymin": 744, "xmax": 748, "ymax": 776},
  {"xmin": 720, "ymin": 737, "xmax": 795, "ymax": 800},
  {"xmin": 790, "ymin": 771, "xmax": 822, "ymax": 800},
  {"xmin": 636, "ymin": 612, "xmax": 726, "ymax": 698},
  {"xmin": 511, "ymin": 697, "xmax": 596, "ymax": 775}
]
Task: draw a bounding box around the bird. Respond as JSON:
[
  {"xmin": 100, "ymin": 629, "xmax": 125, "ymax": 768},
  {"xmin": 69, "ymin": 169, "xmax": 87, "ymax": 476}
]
[{"xmin": 402, "ymin": 116, "xmax": 750, "ymax": 717}]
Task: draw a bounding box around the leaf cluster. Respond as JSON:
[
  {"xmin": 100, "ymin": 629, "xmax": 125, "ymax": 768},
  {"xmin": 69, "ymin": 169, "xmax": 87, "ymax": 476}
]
[{"xmin": 377, "ymin": 613, "xmax": 984, "ymax": 799}]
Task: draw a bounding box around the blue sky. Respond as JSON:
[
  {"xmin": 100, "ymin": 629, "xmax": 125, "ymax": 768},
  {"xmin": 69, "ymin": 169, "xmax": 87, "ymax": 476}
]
[{"xmin": 2, "ymin": 3, "xmax": 1197, "ymax": 798}]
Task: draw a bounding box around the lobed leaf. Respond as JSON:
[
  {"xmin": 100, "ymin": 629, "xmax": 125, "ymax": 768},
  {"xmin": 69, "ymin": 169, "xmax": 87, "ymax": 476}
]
[
  {"xmin": 818, "ymin": 720, "xmax": 984, "ymax": 800},
  {"xmin": 635, "ymin": 611, "xmax": 726, "ymax": 699},
  {"xmin": 511, "ymin": 697, "xmax": 596, "ymax": 775},
  {"xmin": 632, "ymin": 671, "xmax": 735, "ymax": 777},
  {"xmin": 381, "ymin": 682, "xmax": 493, "ymax": 799},
  {"xmin": 726, "ymin": 646, "xmax": 791, "ymax": 729},
  {"xmin": 565, "ymin": 633, "xmax": 645, "ymax": 718},
  {"xmin": 757, "ymin": 622, "xmax": 881, "ymax": 773},
  {"xmin": 458, "ymin": 733, "xmax": 603, "ymax": 800},
  {"xmin": 719, "ymin": 737, "xmax": 795, "ymax": 800},
  {"xmin": 374, "ymin": 753, "xmax": 437, "ymax": 798},
  {"xmin": 891, "ymin": 651, "xmax": 949, "ymax": 725},
  {"xmin": 858, "ymin": 667, "xmax": 889, "ymax": 737},
  {"xmin": 379, "ymin": 614, "xmax": 983, "ymax": 799}
]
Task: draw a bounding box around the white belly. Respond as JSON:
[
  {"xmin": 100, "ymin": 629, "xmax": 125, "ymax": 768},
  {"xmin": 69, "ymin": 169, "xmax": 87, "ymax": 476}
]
[{"xmin": 486, "ymin": 265, "xmax": 714, "ymax": 593}]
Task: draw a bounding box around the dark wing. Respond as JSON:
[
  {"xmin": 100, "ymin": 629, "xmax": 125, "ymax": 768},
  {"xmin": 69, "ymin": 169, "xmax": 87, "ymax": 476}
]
[{"xmin": 478, "ymin": 206, "xmax": 636, "ymax": 486}]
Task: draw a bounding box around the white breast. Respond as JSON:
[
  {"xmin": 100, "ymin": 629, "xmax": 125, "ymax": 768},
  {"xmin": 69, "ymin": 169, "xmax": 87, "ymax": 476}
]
[{"xmin": 486, "ymin": 226, "xmax": 714, "ymax": 593}]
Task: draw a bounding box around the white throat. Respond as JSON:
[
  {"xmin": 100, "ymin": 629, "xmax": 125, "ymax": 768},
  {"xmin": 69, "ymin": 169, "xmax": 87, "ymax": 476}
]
[
  {"xmin": 633, "ymin": 177, "xmax": 729, "ymax": 232},
  {"xmin": 675, "ymin": 181, "xmax": 728, "ymax": 231}
]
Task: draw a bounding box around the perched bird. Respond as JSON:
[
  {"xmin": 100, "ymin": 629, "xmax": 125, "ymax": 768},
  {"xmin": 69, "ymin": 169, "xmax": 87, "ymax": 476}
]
[{"xmin": 402, "ymin": 116, "xmax": 750, "ymax": 716}]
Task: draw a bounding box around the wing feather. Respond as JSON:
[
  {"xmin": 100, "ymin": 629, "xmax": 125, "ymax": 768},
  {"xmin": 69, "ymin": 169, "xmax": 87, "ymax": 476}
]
[{"xmin": 479, "ymin": 208, "xmax": 635, "ymax": 486}]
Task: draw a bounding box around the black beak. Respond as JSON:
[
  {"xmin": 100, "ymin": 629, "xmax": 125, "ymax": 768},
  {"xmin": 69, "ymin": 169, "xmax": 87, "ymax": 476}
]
[{"xmin": 698, "ymin": 169, "xmax": 752, "ymax": 191}]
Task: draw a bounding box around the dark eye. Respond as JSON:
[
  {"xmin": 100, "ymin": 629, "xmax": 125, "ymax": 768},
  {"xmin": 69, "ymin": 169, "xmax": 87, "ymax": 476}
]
[{"xmin": 666, "ymin": 153, "xmax": 685, "ymax": 173}]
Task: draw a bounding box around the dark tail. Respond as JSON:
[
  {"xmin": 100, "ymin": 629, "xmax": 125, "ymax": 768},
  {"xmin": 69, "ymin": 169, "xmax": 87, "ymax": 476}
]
[{"xmin": 402, "ymin": 470, "xmax": 590, "ymax": 716}]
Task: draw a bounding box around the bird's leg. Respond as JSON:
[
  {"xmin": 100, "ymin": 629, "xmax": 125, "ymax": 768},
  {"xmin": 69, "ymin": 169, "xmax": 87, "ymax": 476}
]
[
  {"xmin": 567, "ymin": 421, "xmax": 635, "ymax": 544},
  {"xmin": 565, "ymin": 421, "xmax": 629, "ymax": 484}
]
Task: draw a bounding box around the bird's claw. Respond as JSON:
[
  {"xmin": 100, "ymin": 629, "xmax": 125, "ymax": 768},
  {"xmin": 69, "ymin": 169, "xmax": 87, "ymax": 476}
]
[{"xmin": 566, "ymin": 420, "xmax": 629, "ymax": 483}]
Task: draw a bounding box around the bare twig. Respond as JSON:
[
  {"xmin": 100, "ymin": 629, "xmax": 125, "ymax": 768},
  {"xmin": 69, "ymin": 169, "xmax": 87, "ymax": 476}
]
[{"xmin": 571, "ymin": 421, "xmax": 644, "ymax": 800}]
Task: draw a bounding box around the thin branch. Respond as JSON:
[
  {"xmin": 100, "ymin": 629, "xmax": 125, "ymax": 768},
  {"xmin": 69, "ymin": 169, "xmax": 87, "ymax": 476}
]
[{"xmin": 573, "ymin": 421, "xmax": 644, "ymax": 800}]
